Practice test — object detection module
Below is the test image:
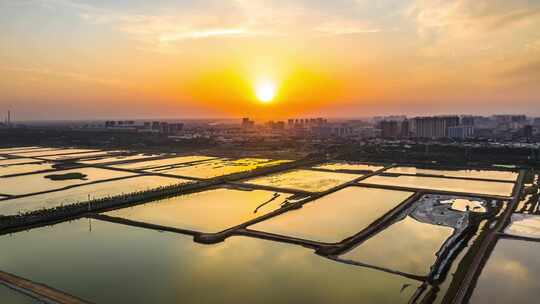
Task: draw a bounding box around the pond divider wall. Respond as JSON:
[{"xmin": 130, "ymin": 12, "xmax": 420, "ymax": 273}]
[{"xmin": 0, "ymin": 157, "xmax": 323, "ymax": 233}]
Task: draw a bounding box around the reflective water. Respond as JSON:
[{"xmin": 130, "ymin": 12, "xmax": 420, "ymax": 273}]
[
  {"xmin": 505, "ymin": 214, "xmax": 540, "ymax": 239},
  {"xmin": 1, "ymin": 148, "xmax": 59, "ymax": 155},
  {"xmin": 41, "ymin": 151, "xmax": 118, "ymax": 161},
  {"xmin": 0, "ymin": 158, "xmax": 41, "ymax": 166},
  {"xmin": 0, "ymin": 284, "xmax": 40, "ymax": 304},
  {"xmin": 340, "ymin": 217, "xmax": 454, "ymax": 276},
  {"xmin": 150, "ymin": 158, "xmax": 290, "ymax": 179},
  {"xmin": 361, "ymin": 175, "xmax": 514, "ymax": 196},
  {"xmin": 0, "ymin": 146, "xmax": 41, "ymax": 153},
  {"xmin": 313, "ymin": 162, "xmax": 384, "ymax": 172},
  {"xmin": 245, "ymin": 169, "xmax": 359, "ymax": 192},
  {"xmin": 250, "ymin": 187, "xmax": 413, "ymax": 243},
  {"xmin": 0, "ymin": 176, "xmax": 192, "ymax": 216},
  {"xmin": 0, "ymin": 219, "xmax": 420, "ymax": 303},
  {"xmin": 112, "ymin": 155, "xmax": 217, "ymax": 170},
  {"xmin": 441, "ymin": 198, "xmax": 487, "ymax": 213},
  {"xmin": 0, "ymin": 163, "xmax": 55, "ymax": 177},
  {"xmin": 470, "ymin": 239, "xmax": 540, "ymax": 304},
  {"xmin": 385, "ymin": 166, "xmax": 518, "ymax": 181},
  {"xmin": 105, "ymin": 188, "xmax": 293, "ymax": 233},
  {"xmin": 0, "ymin": 168, "xmax": 136, "ymax": 196},
  {"xmin": 78, "ymin": 154, "xmax": 162, "ymax": 165},
  {"xmin": 10, "ymin": 149, "xmax": 98, "ymax": 157}
]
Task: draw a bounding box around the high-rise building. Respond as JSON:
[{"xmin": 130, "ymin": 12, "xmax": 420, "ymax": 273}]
[
  {"xmin": 448, "ymin": 126, "xmax": 474, "ymax": 139},
  {"xmin": 241, "ymin": 117, "xmax": 255, "ymax": 129},
  {"xmin": 523, "ymin": 125, "xmax": 533, "ymax": 138},
  {"xmin": 380, "ymin": 120, "xmax": 400, "ymax": 138},
  {"xmin": 413, "ymin": 116, "xmax": 460, "ymax": 138},
  {"xmin": 400, "ymin": 119, "xmax": 410, "ymax": 138},
  {"xmin": 461, "ymin": 116, "xmax": 475, "ymax": 126}
]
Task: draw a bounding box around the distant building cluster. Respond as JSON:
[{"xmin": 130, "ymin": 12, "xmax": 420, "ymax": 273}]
[
  {"xmin": 240, "ymin": 117, "xmax": 356, "ymax": 138},
  {"xmin": 376, "ymin": 114, "xmax": 536, "ymax": 141},
  {"xmin": 104, "ymin": 120, "xmax": 183, "ymax": 134},
  {"xmin": 1, "ymin": 109, "xmax": 539, "ymax": 144},
  {"xmin": 233, "ymin": 114, "xmax": 539, "ymax": 143},
  {"xmin": 0, "ymin": 111, "xmax": 13, "ymax": 128}
]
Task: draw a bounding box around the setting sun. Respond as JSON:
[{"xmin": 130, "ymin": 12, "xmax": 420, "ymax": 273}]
[{"xmin": 255, "ymin": 80, "xmax": 277, "ymax": 103}]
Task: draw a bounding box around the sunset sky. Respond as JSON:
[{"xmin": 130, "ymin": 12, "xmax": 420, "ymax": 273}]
[{"xmin": 1, "ymin": 0, "xmax": 539, "ymax": 120}]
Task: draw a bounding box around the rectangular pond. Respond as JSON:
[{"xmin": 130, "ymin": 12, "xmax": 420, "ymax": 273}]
[
  {"xmin": 312, "ymin": 162, "xmax": 385, "ymax": 172},
  {"xmin": 0, "ymin": 162, "xmax": 56, "ymax": 177},
  {"xmin": 0, "ymin": 219, "xmax": 420, "ymax": 304},
  {"xmin": 41, "ymin": 151, "xmax": 122, "ymax": 161},
  {"xmin": 470, "ymin": 239, "xmax": 540, "ymax": 304},
  {"xmin": 0, "ymin": 146, "xmax": 42, "ymax": 153},
  {"xmin": 249, "ymin": 187, "xmax": 413, "ymax": 243},
  {"xmin": 0, "ymin": 148, "xmax": 59, "ymax": 155},
  {"xmin": 104, "ymin": 188, "xmax": 294, "ymax": 233},
  {"xmin": 0, "ymin": 168, "xmax": 137, "ymax": 196},
  {"xmin": 505, "ymin": 214, "xmax": 540, "ymax": 239},
  {"xmin": 385, "ymin": 166, "xmax": 518, "ymax": 182},
  {"xmin": 244, "ymin": 169, "xmax": 360, "ymax": 192},
  {"xmin": 361, "ymin": 175, "xmax": 514, "ymax": 197},
  {"xmin": 112, "ymin": 155, "xmax": 216, "ymax": 170},
  {"xmin": 78, "ymin": 153, "xmax": 162, "ymax": 165},
  {"xmin": 339, "ymin": 216, "xmax": 454, "ymax": 276},
  {"xmin": 10, "ymin": 148, "xmax": 99, "ymax": 158},
  {"xmin": 149, "ymin": 158, "xmax": 290, "ymax": 179},
  {"xmin": 0, "ymin": 175, "xmax": 192, "ymax": 216},
  {"xmin": 0, "ymin": 158, "xmax": 42, "ymax": 166}
]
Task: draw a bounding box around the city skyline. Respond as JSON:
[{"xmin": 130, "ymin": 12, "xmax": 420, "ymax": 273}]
[{"xmin": 1, "ymin": 0, "xmax": 540, "ymax": 120}]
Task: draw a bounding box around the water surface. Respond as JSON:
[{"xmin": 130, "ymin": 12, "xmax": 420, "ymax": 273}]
[
  {"xmin": 105, "ymin": 188, "xmax": 292, "ymax": 233},
  {"xmin": 0, "ymin": 163, "xmax": 55, "ymax": 177},
  {"xmin": 361, "ymin": 175, "xmax": 514, "ymax": 197},
  {"xmin": 78, "ymin": 154, "xmax": 162, "ymax": 165},
  {"xmin": 0, "ymin": 158, "xmax": 42, "ymax": 166},
  {"xmin": 10, "ymin": 149, "xmax": 98, "ymax": 158},
  {"xmin": 0, "ymin": 219, "xmax": 419, "ymax": 303},
  {"xmin": 385, "ymin": 166, "xmax": 517, "ymax": 181},
  {"xmin": 0, "ymin": 176, "xmax": 191, "ymax": 216},
  {"xmin": 0, "ymin": 146, "xmax": 41, "ymax": 153},
  {"xmin": 313, "ymin": 162, "xmax": 384, "ymax": 172},
  {"xmin": 245, "ymin": 169, "xmax": 359, "ymax": 192},
  {"xmin": 0, "ymin": 168, "xmax": 136, "ymax": 196},
  {"xmin": 505, "ymin": 214, "xmax": 540, "ymax": 239},
  {"xmin": 250, "ymin": 187, "xmax": 413, "ymax": 243},
  {"xmin": 340, "ymin": 217, "xmax": 454, "ymax": 276},
  {"xmin": 0, "ymin": 284, "xmax": 40, "ymax": 304},
  {"xmin": 112, "ymin": 155, "xmax": 216, "ymax": 170},
  {"xmin": 150, "ymin": 158, "xmax": 289, "ymax": 179},
  {"xmin": 470, "ymin": 239, "xmax": 540, "ymax": 303},
  {"xmin": 42, "ymin": 151, "xmax": 118, "ymax": 161}
]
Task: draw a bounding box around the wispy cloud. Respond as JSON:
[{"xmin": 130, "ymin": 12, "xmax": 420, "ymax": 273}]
[
  {"xmin": 1, "ymin": 66, "xmax": 130, "ymax": 87},
  {"xmin": 500, "ymin": 61, "xmax": 540, "ymax": 80},
  {"xmin": 26, "ymin": 0, "xmax": 398, "ymax": 52},
  {"xmin": 408, "ymin": 0, "xmax": 540, "ymax": 35}
]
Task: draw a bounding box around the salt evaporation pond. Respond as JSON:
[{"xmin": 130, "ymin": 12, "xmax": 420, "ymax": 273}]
[
  {"xmin": 0, "ymin": 176, "xmax": 191, "ymax": 216},
  {"xmin": 244, "ymin": 169, "xmax": 360, "ymax": 192},
  {"xmin": 250, "ymin": 187, "xmax": 413, "ymax": 243},
  {"xmin": 105, "ymin": 188, "xmax": 294, "ymax": 233},
  {"xmin": 0, "ymin": 219, "xmax": 421, "ymax": 303},
  {"xmin": 361, "ymin": 175, "xmax": 514, "ymax": 197}
]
